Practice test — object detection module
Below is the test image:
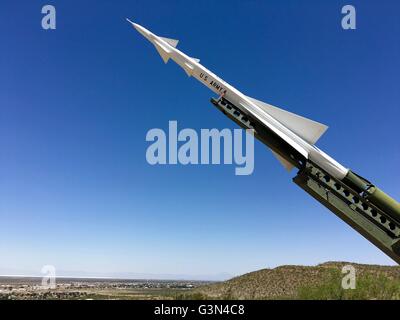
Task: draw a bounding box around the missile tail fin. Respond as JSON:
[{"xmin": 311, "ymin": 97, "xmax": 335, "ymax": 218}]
[
  {"xmin": 153, "ymin": 40, "xmax": 171, "ymax": 63},
  {"xmin": 160, "ymin": 37, "xmax": 179, "ymax": 48},
  {"xmin": 271, "ymin": 150, "xmax": 295, "ymax": 171},
  {"xmin": 247, "ymin": 96, "xmax": 328, "ymax": 145},
  {"xmin": 182, "ymin": 62, "xmax": 194, "ymax": 77}
]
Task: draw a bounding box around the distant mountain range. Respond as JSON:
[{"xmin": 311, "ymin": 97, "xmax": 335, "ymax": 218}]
[{"xmin": 0, "ymin": 267, "xmax": 232, "ymax": 281}]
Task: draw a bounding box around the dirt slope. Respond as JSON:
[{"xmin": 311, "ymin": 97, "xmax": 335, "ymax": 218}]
[{"xmin": 193, "ymin": 262, "xmax": 400, "ymax": 299}]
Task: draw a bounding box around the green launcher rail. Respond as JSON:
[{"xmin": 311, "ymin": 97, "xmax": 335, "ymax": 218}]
[{"xmin": 294, "ymin": 161, "xmax": 400, "ymax": 264}]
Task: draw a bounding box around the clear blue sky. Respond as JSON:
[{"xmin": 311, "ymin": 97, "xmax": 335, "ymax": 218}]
[{"xmin": 1, "ymin": 0, "xmax": 399, "ymax": 279}]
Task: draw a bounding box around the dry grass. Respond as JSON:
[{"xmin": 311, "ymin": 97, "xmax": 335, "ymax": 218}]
[{"xmin": 181, "ymin": 262, "xmax": 400, "ymax": 300}]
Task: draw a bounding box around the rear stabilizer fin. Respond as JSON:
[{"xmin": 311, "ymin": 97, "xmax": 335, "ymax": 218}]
[
  {"xmin": 160, "ymin": 37, "xmax": 179, "ymax": 48},
  {"xmin": 153, "ymin": 40, "xmax": 171, "ymax": 63},
  {"xmin": 271, "ymin": 151, "xmax": 295, "ymax": 171},
  {"xmin": 182, "ymin": 62, "xmax": 194, "ymax": 77},
  {"xmin": 247, "ymin": 96, "xmax": 328, "ymax": 145}
]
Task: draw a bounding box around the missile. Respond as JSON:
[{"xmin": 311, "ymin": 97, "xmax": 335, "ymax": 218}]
[
  {"xmin": 128, "ymin": 20, "xmax": 400, "ymax": 263},
  {"xmin": 126, "ymin": 20, "xmax": 345, "ymax": 176}
]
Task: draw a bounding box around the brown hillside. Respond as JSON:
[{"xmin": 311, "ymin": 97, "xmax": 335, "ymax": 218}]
[{"xmin": 193, "ymin": 262, "xmax": 400, "ymax": 299}]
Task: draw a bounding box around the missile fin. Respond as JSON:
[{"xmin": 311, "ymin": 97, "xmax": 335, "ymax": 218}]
[
  {"xmin": 160, "ymin": 37, "xmax": 179, "ymax": 48},
  {"xmin": 191, "ymin": 58, "xmax": 200, "ymax": 63},
  {"xmin": 270, "ymin": 150, "xmax": 295, "ymax": 171},
  {"xmin": 247, "ymin": 96, "xmax": 328, "ymax": 145},
  {"xmin": 153, "ymin": 40, "xmax": 171, "ymax": 63},
  {"xmin": 182, "ymin": 62, "xmax": 194, "ymax": 77}
]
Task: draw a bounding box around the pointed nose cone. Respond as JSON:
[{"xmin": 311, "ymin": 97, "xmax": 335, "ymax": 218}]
[{"xmin": 126, "ymin": 19, "xmax": 153, "ymax": 41}]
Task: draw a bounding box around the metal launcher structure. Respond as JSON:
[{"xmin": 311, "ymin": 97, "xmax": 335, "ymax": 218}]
[{"xmin": 212, "ymin": 97, "xmax": 400, "ymax": 264}]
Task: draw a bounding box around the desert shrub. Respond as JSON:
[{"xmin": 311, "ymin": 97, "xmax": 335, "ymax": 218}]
[
  {"xmin": 297, "ymin": 269, "xmax": 400, "ymax": 300},
  {"xmin": 173, "ymin": 292, "xmax": 210, "ymax": 300}
]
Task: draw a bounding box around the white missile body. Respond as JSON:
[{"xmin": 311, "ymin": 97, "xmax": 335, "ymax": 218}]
[{"xmin": 128, "ymin": 20, "xmax": 348, "ymax": 180}]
